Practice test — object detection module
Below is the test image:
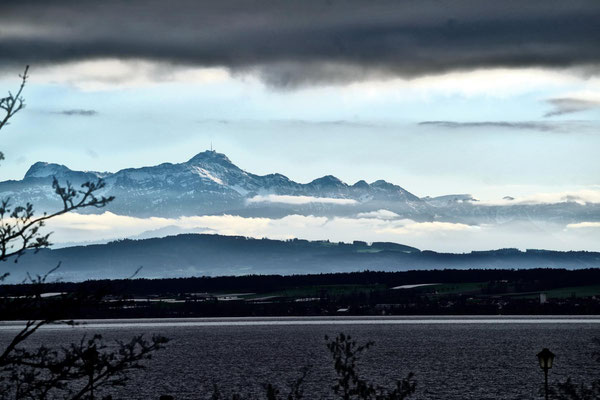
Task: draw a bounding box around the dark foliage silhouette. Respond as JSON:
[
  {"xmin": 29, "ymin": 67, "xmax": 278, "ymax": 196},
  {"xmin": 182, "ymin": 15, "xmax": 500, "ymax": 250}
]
[
  {"xmin": 210, "ymin": 367, "xmax": 309, "ymax": 400},
  {"xmin": 326, "ymin": 333, "xmax": 415, "ymax": 400},
  {"xmin": 0, "ymin": 333, "xmax": 167, "ymax": 400},
  {"xmin": 0, "ymin": 67, "xmax": 167, "ymax": 399},
  {"xmin": 551, "ymin": 338, "xmax": 600, "ymax": 400},
  {"xmin": 210, "ymin": 333, "xmax": 415, "ymax": 400}
]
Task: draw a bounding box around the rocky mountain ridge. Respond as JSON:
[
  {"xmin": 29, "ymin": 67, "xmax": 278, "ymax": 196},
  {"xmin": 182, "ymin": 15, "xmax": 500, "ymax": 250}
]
[
  {"xmin": 4, "ymin": 151, "xmax": 429, "ymax": 218},
  {"xmin": 1, "ymin": 150, "xmax": 598, "ymax": 224}
]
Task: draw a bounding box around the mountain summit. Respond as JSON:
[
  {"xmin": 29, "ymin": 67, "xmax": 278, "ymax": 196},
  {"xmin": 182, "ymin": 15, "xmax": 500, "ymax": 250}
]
[
  {"xmin": 25, "ymin": 162, "xmax": 72, "ymax": 179},
  {"xmin": 187, "ymin": 150, "xmax": 234, "ymax": 166}
]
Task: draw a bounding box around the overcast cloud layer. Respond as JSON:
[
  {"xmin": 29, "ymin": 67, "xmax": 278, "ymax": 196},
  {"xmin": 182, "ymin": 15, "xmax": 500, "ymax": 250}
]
[{"xmin": 2, "ymin": 1, "xmax": 600, "ymax": 86}]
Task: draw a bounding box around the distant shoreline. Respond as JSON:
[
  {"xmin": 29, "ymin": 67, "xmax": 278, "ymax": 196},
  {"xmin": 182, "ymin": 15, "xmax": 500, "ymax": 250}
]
[
  {"xmin": 2, "ymin": 315, "xmax": 600, "ymax": 331},
  {"xmin": 4, "ymin": 269, "xmax": 600, "ymax": 320}
]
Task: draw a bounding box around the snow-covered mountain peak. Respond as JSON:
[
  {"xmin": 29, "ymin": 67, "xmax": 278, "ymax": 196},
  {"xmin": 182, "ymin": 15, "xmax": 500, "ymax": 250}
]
[
  {"xmin": 309, "ymin": 175, "xmax": 346, "ymax": 187},
  {"xmin": 24, "ymin": 162, "xmax": 73, "ymax": 179},
  {"xmin": 186, "ymin": 150, "xmax": 234, "ymax": 167},
  {"xmin": 370, "ymin": 179, "xmax": 396, "ymax": 189},
  {"xmin": 352, "ymin": 180, "xmax": 370, "ymax": 189}
]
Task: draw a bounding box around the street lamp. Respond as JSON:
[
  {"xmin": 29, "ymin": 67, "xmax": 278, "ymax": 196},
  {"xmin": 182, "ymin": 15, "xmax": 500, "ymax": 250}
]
[{"xmin": 537, "ymin": 348, "xmax": 555, "ymax": 400}]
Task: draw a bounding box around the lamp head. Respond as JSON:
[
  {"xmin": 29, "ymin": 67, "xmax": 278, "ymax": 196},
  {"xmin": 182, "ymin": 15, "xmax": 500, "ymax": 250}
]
[{"xmin": 537, "ymin": 348, "xmax": 555, "ymax": 370}]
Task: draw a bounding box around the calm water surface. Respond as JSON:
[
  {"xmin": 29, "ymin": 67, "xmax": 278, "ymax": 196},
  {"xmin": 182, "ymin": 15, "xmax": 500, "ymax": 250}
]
[{"xmin": 2, "ymin": 316, "xmax": 599, "ymax": 400}]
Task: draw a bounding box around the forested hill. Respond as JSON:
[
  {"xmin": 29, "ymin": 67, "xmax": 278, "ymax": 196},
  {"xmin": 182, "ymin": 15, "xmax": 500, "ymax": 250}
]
[{"xmin": 6, "ymin": 233, "xmax": 600, "ymax": 282}]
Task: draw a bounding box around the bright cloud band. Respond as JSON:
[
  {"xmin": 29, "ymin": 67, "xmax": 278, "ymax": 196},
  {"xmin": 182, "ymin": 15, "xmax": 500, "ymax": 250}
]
[
  {"xmin": 42, "ymin": 211, "xmax": 600, "ymax": 253},
  {"xmin": 247, "ymin": 194, "xmax": 357, "ymax": 205}
]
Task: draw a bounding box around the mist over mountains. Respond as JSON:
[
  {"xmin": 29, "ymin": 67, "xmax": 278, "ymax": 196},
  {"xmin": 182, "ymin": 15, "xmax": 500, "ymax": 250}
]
[{"xmin": 1, "ymin": 150, "xmax": 598, "ymax": 226}]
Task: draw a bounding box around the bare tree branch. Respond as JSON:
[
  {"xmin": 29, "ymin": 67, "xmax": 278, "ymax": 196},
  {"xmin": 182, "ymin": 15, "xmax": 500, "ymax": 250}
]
[
  {"xmin": 0, "ymin": 65, "xmax": 28, "ymax": 132},
  {"xmin": 0, "ymin": 67, "xmax": 167, "ymax": 400},
  {"xmin": 0, "ymin": 178, "xmax": 114, "ymax": 264}
]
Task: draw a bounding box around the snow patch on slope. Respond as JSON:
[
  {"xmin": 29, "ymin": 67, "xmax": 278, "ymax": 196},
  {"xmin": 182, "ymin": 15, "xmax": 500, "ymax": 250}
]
[{"xmin": 192, "ymin": 167, "xmax": 224, "ymax": 185}]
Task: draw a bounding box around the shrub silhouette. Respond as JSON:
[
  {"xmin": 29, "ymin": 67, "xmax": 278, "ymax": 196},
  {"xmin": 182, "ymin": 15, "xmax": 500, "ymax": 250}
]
[
  {"xmin": 211, "ymin": 333, "xmax": 415, "ymax": 400},
  {"xmin": 550, "ymin": 338, "xmax": 600, "ymax": 400}
]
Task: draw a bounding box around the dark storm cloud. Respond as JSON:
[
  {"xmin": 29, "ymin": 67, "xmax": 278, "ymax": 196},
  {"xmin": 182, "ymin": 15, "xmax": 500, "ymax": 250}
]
[
  {"xmin": 419, "ymin": 121, "xmax": 558, "ymax": 132},
  {"xmin": 544, "ymin": 98, "xmax": 600, "ymax": 117},
  {"xmin": 55, "ymin": 109, "xmax": 98, "ymax": 116},
  {"xmin": 2, "ymin": 0, "xmax": 600, "ymax": 86}
]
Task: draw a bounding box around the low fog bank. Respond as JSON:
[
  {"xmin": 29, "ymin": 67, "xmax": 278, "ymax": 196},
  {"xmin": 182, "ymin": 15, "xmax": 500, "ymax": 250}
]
[{"xmin": 45, "ymin": 211, "xmax": 600, "ymax": 253}]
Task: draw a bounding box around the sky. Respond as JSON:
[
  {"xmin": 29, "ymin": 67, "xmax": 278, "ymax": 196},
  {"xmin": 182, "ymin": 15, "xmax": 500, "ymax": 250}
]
[
  {"xmin": 0, "ymin": 1, "xmax": 599, "ymax": 200},
  {"xmin": 0, "ymin": 1, "xmax": 600, "ymax": 251}
]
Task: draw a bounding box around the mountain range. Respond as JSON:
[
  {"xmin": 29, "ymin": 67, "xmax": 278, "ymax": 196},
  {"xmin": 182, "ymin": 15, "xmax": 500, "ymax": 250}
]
[
  {"xmin": 6, "ymin": 233, "xmax": 600, "ymax": 283},
  {"xmin": 1, "ymin": 150, "xmax": 598, "ymax": 225},
  {"xmin": 1, "ymin": 152, "xmax": 599, "ymax": 281}
]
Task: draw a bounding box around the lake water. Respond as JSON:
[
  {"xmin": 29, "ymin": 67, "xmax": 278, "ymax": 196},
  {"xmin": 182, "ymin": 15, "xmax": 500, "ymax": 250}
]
[{"xmin": 1, "ymin": 316, "xmax": 599, "ymax": 399}]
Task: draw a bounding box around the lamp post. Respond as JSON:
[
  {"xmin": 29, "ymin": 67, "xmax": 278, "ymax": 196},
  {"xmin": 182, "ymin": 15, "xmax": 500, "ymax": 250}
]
[{"xmin": 537, "ymin": 348, "xmax": 555, "ymax": 400}]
